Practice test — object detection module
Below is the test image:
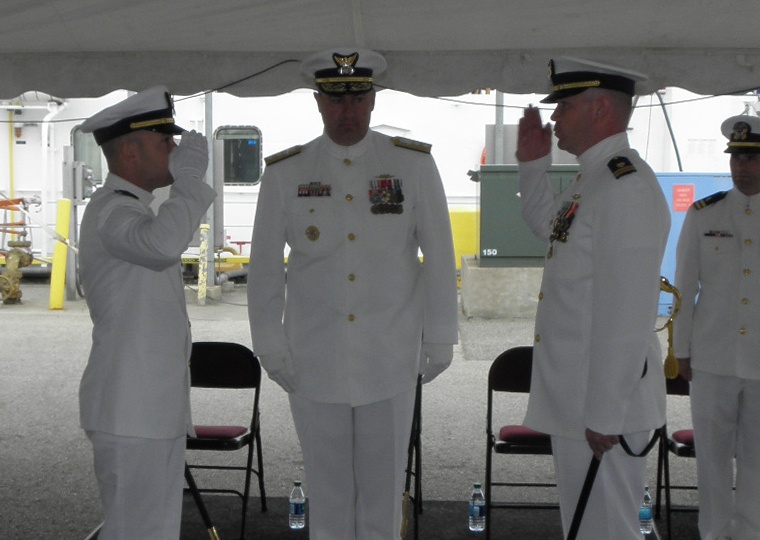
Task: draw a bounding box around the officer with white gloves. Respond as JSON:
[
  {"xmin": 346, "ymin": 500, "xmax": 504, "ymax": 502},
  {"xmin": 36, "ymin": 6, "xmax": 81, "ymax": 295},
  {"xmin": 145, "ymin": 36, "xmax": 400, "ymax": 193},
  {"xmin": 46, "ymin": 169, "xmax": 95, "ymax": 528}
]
[
  {"xmin": 78, "ymin": 86, "xmax": 216, "ymax": 540},
  {"xmin": 247, "ymin": 48, "xmax": 458, "ymax": 540}
]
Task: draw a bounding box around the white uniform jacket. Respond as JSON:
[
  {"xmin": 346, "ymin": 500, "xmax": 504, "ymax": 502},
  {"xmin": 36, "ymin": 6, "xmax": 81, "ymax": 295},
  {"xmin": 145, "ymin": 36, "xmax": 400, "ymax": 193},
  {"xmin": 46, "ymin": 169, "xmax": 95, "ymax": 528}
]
[
  {"xmin": 519, "ymin": 133, "xmax": 670, "ymax": 439},
  {"xmin": 79, "ymin": 173, "xmax": 216, "ymax": 439},
  {"xmin": 673, "ymin": 189, "xmax": 760, "ymax": 380},
  {"xmin": 248, "ymin": 130, "xmax": 458, "ymax": 406}
]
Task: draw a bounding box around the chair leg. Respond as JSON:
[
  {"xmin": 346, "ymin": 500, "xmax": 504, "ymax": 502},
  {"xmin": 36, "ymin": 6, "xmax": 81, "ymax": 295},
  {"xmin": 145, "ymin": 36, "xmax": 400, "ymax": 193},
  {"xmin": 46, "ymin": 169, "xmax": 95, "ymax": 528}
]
[
  {"xmin": 415, "ymin": 416, "xmax": 423, "ymax": 515},
  {"xmin": 655, "ymin": 434, "xmax": 664, "ymax": 519},
  {"xmin": 255, "ymin": 425, "xmax": 267, "ymax": 512},
  {"xmin": 239, "ymin": 441, "xmax": 256, "ymax": 540},
  {"xmin": 664, "ymin": 448, "xmax": 672, "ymax": 540},
  {"xmin": 485, "ymin": 440, "xmax": 492, "ymax": 540}
]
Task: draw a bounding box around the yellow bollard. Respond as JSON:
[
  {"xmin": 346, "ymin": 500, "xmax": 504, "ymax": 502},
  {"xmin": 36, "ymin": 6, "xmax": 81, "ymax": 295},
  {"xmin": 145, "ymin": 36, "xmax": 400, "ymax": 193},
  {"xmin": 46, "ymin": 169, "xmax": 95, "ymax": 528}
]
[
  {"xmin": 49, "ymin": 198, "xmax": 72, "ymax": 310},
  {"xmin": 197, "ymin": 224, "xmax": 209, "ymax": 306}
]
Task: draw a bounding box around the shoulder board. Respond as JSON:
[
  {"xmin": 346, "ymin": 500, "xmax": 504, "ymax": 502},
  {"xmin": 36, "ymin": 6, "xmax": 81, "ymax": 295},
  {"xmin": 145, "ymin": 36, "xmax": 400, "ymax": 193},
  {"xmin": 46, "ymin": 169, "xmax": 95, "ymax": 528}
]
[
  {"xmin": 114, "ymin": 189, "xmax": 138, "ymax": 199},
  {"xmin": 391, "ymin": 136, "xmax": 432, "ymax": 154},
  {"xmin": 693, "ymin": 190, "xmax": 728, "ymax": 210},
  {"xmin": 264, "ymin": 145, "xmax": 303, "ymax": 166},
  {"xmin": 607, "ymin": 156, "xmax": 637, "ymax": 179}
]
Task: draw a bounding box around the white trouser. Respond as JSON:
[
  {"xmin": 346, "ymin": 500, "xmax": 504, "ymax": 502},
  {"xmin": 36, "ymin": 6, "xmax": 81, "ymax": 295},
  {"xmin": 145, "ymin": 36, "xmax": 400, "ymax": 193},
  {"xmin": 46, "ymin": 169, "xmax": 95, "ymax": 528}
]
[
  {"xmin": 691, "ymin": 370, "xmax": 760, "ymax": 540},
  {"xmin": 86, "ymin": 431, "xmax": 186, "ymax": 540},
  {"xmin": 552, "ymin": 431, "xmax": 651, "ymax": 540},
  {"xmin": 289, "ymin": 390, "xmax": 416, "ymax": 540}
]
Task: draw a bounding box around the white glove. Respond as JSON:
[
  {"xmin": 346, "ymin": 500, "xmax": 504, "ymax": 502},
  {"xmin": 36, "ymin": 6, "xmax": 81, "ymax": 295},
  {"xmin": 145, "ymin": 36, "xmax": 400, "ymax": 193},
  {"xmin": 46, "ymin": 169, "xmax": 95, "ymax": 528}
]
[
  {"xmin": 258, "ymin": 350, "xmax": 296, "ymax": 393},
  {"xmin": 169, "ymin": 130, "xmax": 209, "ymax": 183},
  {"xmin": 419, "ymin": 342, "xmax": 453, "ymax": 384}
]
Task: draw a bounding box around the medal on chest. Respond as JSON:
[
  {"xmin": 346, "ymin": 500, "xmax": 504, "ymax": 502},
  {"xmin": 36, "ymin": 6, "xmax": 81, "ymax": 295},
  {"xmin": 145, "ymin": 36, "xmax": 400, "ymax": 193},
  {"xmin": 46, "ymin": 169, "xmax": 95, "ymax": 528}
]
[
  {"xmin": 297, "ymin": 182, "xmax": 331, "ymax": 197},
  {"xmin": 547, "ymin": 200, "xmax": 579, "ymax": 258},
  {"xmin": 369, "ymin": 175, "xmax": 404, "ymax": 214}
]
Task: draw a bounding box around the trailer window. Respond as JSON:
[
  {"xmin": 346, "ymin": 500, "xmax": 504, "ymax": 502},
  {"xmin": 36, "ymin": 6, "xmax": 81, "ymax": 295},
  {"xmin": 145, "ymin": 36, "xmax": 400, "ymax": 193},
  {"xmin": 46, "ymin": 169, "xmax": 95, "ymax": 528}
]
[{"xmin": 214, "ymin": 126, "xmax": 262, "ymax": 185}]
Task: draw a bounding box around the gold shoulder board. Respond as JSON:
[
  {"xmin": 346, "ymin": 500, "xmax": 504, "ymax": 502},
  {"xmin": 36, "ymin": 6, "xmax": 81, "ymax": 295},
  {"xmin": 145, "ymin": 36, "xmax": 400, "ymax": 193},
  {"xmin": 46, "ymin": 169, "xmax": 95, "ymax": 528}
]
[
  {"xmin": 265, "ymin": 145, "xmax": 303, "ymax": 166},
  {"xmin": 607, "ymin": 156, "xmax": 637, "ymax": 179},
  {"xmin": 693, "ymin": 190, "xmax": 728, "ymax": 210},
  {"xmin": 391, "ymin": 136, "xmax": 432, "ymax": 154}
]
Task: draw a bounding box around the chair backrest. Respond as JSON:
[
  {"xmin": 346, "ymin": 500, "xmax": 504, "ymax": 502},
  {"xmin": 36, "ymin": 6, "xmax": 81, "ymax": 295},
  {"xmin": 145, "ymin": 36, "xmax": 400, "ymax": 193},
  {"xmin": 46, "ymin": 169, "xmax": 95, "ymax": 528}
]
[
  {"xmin": 190, "ymin": 342, "xmax": 261, "ymax": 389},
  {"xmin": 489, "ymin": 346, "xmax": 533, "ymax": 393},
  {"xmin": 665, "ymin": 374, "xmax": 690, "ymax": 397}
]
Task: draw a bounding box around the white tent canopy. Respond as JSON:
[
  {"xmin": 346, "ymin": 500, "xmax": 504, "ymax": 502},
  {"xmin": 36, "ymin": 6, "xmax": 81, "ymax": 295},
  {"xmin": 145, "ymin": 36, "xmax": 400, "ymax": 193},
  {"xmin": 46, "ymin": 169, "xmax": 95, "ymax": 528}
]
[{"xmin": 0, "ymin": 0, "xmax": 758, "ymax": 99}]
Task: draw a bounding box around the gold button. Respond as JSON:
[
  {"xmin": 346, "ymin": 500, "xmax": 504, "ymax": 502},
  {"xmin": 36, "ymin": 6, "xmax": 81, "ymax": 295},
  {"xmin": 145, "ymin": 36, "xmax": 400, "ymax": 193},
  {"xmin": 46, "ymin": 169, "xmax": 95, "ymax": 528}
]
[
  {"xmin": 538, "ymin": 292, "xmax": 544, "ymax": 300},
  {"xmin": 348, "ymin": 314, "xmax": 355, "ymax": 322},
  {"xmin": 348, "ymin": 274, "xmax": 355, "ymax": 281},
  {"xmin": 572, "ymin": 193, "xmax": 581, "ymax": 200},
  {"xmin": 309, "ymin": 208, "xmax": 315, "ymax": 214},
  {"xmin": 746, "ymin": 239, "xmax": 753, "ymax": 247},
  {"xmin": 343, "ymin": 158, "xmax": 351, "ymax": 165},
  {"xmin": 746, "ymin": 208, "xmax": 753, "ymax": 215},
  {"xmin": 740, "ymin": 327, "xmax": 747, "ymax": 335},
  {"xmin": 534, "ymin": 334, "xmax": 541, "ymax": 342},
  {"xmin": 742, "ymin": 298, "xmax": 750, "ymax": 305},
  {"xmin": 546, "ymin": 251, "xmax": 553, "ymax": 259},
  {"xmin": 348, "ymin": 233, "xmax": 356, "ymax": 241},
  {"xmin": 345, "ymin": 194, "xmax": 353, "ymax": 201},
  {"xmin": 744, "ymin": 268, "xmax": 751, "ymax": 276}
]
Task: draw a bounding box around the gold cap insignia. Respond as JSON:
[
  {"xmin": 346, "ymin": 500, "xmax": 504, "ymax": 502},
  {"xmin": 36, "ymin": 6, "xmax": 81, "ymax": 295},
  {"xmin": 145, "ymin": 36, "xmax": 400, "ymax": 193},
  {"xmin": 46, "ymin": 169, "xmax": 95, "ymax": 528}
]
[{"xmin": 334, "ymin": 53, "xmax": 358, "ymax": 76}]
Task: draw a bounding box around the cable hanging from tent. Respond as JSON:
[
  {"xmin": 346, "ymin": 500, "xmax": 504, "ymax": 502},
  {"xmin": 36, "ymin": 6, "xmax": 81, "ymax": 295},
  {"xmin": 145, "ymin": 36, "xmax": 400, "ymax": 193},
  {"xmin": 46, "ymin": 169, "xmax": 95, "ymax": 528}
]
[
  {"xmin": 174, "ymin": 58, "xmax": 301, "ymax": 102},
  {"xmin": 412, "ymin": 85, "xmax": 760, "ymax": 112},
  {"xmin": 0, "ymin": 58, "xmax": 302, "ymax": 124},
  {"xmin": 0, "ymin": 75, "xmax": 756, "ymax": 125}
]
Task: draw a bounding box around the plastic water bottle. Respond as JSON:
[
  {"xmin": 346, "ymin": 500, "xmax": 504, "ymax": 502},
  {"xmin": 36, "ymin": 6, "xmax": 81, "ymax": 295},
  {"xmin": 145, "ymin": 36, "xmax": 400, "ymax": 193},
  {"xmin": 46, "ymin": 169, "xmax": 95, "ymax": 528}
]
[
  {"xmin": 289, "ymin": 480, "xmax": 306, "ymax": 530},
  {"xmin": 639, "ymin": 485, "xmax": 653, "ymax": 535},
  {"xmin": 469, "ymin": 482, "xmax": 486, "ymax": 532}
]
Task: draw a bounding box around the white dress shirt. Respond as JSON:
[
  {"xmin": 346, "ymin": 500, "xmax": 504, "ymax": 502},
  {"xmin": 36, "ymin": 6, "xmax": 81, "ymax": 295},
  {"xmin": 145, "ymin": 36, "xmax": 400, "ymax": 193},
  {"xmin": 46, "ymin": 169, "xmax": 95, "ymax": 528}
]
[
  {"xmin": 674, "ymin": 188, "xmax": 760, "ymax": 380},
  {"xmin": 79, "ymin": 173, "xmax": 216, "ymax": 439},
  {"xmin": 519, "ymin": 133, "xmax": 670, "ymax": 439},
  {"xmin": 248, "ymin": 130, "xmax": 458, "ymax": 406}
]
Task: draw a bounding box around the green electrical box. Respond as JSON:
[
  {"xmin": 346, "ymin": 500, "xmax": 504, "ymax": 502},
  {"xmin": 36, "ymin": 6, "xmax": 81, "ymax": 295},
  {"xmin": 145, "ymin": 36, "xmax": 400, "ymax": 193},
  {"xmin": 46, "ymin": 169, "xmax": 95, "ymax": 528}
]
[{"xmin": 477, "ymin": 164, "xmax": 579, "ymax": 267}]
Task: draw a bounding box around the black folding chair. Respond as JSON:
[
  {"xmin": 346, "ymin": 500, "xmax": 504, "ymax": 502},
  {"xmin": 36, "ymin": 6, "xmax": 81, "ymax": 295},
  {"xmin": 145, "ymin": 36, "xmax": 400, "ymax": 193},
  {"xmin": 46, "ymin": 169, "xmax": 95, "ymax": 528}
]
[
  {"xmin": 485, "ymin": 346, "xmax": 556, "ymax": 539},
  {"xmin": 186, "ymin": 341, "xmax": 267, "ymax": 539}
]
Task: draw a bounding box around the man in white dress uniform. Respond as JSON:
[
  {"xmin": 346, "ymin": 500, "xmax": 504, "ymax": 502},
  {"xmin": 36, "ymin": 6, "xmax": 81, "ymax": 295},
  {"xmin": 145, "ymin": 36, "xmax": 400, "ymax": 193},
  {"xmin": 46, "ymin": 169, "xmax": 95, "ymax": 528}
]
[
  {"xmin": 516, "ymin": 58, "xmax": 670, "ymax": 539},
  {"xmin": 674, "ymin": 114, "xmax": 760, "ymax": 540},
  {"xmin": 78, "ymin": 86, "xmax": 216, "ymax": 539},
  {"xmin": 247, "ymin": 49, "xmax": 458, "ymax": 539}
]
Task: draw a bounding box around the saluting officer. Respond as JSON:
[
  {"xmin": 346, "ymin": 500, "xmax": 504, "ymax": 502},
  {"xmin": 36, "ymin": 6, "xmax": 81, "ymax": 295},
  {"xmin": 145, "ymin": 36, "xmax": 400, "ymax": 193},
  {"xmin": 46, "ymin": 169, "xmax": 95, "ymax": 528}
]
[
  {"xmin": 517, "ymin": 58, "xmax": 670, "ymax": 539},
  {"xmin": 78, "ymin": 86, "xmax": 216, "ymax": 539},
  {"xmin": 674, "ymin": 114, "xmax": 760, "ymax": 540},
  {"xmin": 247, "ymin": 48, "xmax": 458, "ymax": 539}
]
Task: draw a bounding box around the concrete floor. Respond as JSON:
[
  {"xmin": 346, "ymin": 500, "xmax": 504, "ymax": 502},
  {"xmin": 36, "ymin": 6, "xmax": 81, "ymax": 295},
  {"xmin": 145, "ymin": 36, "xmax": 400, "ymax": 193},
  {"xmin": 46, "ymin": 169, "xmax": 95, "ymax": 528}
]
[{"xmin": 0, "ymin": 279, "xmax": 697, "ymax": 539}]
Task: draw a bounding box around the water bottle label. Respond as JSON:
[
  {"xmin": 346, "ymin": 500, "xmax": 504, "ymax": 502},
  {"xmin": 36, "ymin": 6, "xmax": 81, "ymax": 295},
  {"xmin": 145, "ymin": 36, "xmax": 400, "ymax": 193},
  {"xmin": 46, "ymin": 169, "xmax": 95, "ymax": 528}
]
[
  {"xmin": 290, "ymin": 502, "xmax": 305, "ymax": 516},
  {"xmin": 639, "ymin": 506, "xmax": 653, "ymax": 520},
  {"xmin": 469, "ymin": 503, "xmax": 484, "ymax": 518}
]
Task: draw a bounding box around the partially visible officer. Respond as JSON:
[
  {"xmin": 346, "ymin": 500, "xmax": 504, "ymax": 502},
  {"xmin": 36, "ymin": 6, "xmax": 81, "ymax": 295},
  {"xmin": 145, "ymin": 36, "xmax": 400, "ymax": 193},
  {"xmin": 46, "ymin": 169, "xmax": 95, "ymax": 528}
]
[
  {"xmin": 517, "ymin": 58, "xmax": 670, "ymax": 539},
  {"xmin": 673, "ymin": 114, "xmax": 760, "ymax": 540},
  {"xmin": 78, "ymin": 86, "xmax": 216, "ymax": 540},
  {"xmin": 247, "ymin": 48, "xmax": 458, "ymax": 539}
]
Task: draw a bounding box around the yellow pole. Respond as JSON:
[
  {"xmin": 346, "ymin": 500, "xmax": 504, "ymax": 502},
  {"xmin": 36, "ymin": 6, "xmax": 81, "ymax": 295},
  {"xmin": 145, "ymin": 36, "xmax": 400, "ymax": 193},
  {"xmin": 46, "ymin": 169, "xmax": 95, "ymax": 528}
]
[
  {"xmin": 197, "ymin": 224, "xmax": 209, "ymax": 306},
  {"xmin": 8, "ymin": 111, "xmax": 15, "ymax": 226},
  {"xmin": 49, "ymin": 198, "xmax": 72, "ymax": 310},
  {"xmin": 8, "ymin": 110, "xmax": 14, "ymax": 197}
]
